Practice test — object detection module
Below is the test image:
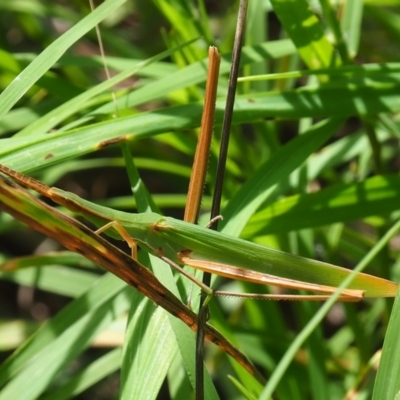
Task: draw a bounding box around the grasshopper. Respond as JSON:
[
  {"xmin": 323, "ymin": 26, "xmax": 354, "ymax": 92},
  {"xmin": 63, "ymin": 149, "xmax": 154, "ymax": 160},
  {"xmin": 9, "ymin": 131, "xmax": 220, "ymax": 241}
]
[{"xmin": 0, "ymin": 164, "xmax": 397, "ymax": 303}]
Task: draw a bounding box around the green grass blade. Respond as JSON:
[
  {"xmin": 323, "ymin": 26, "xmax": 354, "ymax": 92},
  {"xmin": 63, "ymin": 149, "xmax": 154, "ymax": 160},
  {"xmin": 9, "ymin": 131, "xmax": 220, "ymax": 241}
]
[
  {"xmin": 341, "ymin": 0, "xmax": 363, "ymax": 58},
  {"xmin": 3, "ymin": 72, "xmax": 400, "ymax": 171},
  {"xmin": 40, "ymin": 348, "xmax": 122, "ymax": 400},
  {"xmin": 71, "ymin": 39, "xmax": 296, "ymax": 119},
  {"xmin": 244, "ymin": 174, "xmax": 400, "ymax": 237},
  {"xmin": 0, "ymin": 0, "xmax": 126, "ymax": 118},
  {"xmin": 120, "ymin": 293, "xmax": 177, "ymax": 400},
  {"xmin": 221, "ymin": 117, "xmax": 344, "ymax": 236},
  {"xmin": 0, "ymin": 262, "xmax": 97, "ymax": 298},
  {"xmin": 270, "ymin": 0, "xmax": 339, "ymax": 70},
  {"xmin": 372, "ymin": 288, "xmax": 400, "ymax": 399},
  {"xmin": 15, "ymin": 38, "xmax": 197, "ymax": 137},
  {"xmin": 0, "ymin": 273, "xmax": 126, "ymax": 387}
]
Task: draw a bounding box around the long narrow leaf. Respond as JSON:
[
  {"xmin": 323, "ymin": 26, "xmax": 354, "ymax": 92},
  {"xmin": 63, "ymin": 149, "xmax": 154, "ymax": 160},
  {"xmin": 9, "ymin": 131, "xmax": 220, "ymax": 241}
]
[{"xmin": 0, "ymin": 0, "xmax": 126, "ymax": 117}]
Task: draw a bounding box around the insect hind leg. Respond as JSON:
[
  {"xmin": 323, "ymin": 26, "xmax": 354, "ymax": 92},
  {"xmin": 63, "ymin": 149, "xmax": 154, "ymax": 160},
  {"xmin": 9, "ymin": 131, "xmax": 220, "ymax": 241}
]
[{"xmin": 95, "ymin": 221, "xmax": 138, "ymax": 259}]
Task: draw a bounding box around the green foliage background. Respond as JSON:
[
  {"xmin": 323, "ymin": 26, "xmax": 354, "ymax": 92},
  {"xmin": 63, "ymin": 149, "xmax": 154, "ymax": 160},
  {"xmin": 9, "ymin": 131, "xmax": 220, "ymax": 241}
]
[{"xmin": 1, "ymin": 0, "xmax": 400, "ymax": 399}]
